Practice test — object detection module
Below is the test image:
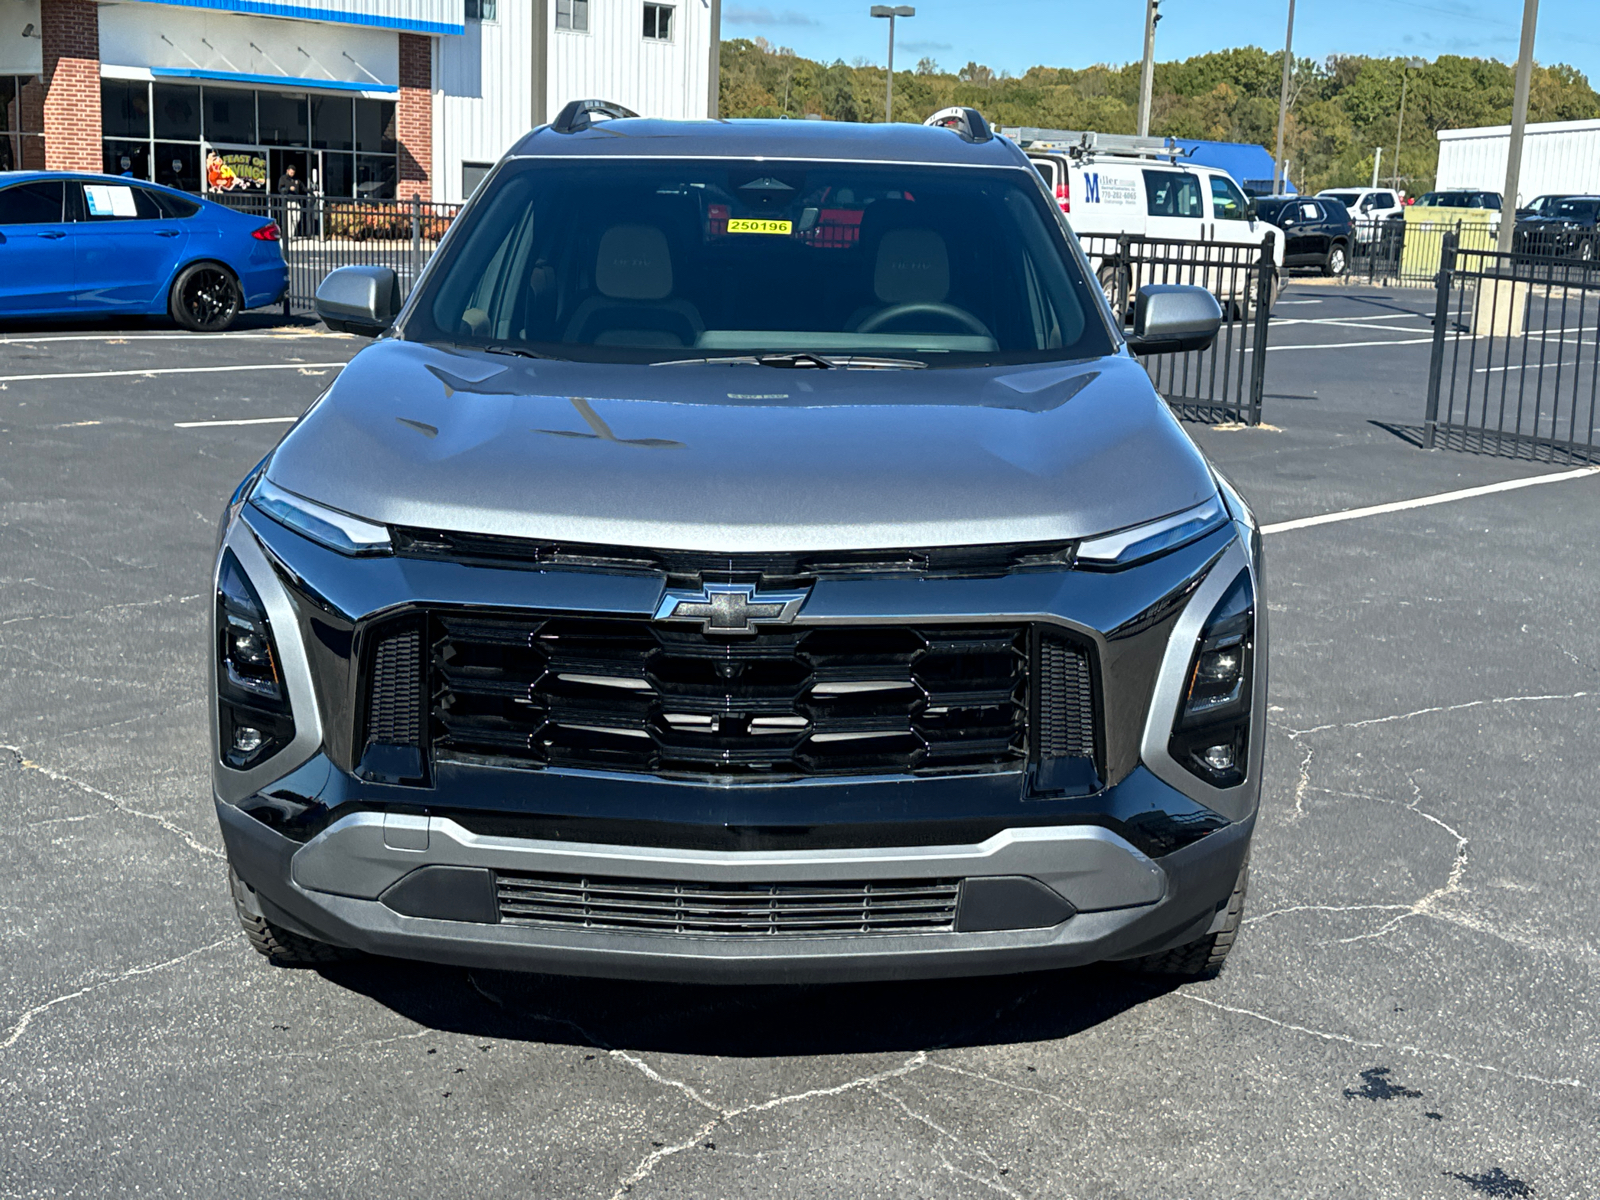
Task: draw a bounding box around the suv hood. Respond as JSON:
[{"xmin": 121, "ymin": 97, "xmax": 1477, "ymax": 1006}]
[{"xmin": 266, "ymin": 340, "xmax": 1218, "ymax": 552}]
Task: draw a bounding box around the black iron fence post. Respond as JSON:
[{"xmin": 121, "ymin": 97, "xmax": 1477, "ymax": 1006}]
[
  {"xmin": 410, "ymin": 197, "xmax": 423, "ymax": 293},
  {"xmin": 1422, "ymin": 229, "xmax": 1459, "ymax": 450},
  {"xmin": 1115, "ymin": 232, "xmax": 1130, "ymax": 320},
  {"xmin": 277, "ymin": 196, "xmax": 292, "ymax": 318},
  {"xmin": 1246, "ymin": 239, "xmax": 1273, "ymax": 426}
]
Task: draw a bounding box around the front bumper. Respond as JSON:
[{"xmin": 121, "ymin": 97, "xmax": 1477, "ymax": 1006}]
[
  {"xmin": 211, "ymin": 487, "xmax": 1266, "ymax": 982},
  {"xmin": 220, "ymin": 795, "xmax": 1254, "ymax": 984}
]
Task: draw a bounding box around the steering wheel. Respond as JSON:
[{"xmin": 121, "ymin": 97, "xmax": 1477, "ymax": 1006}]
[{"xmin": 856, "ymin": 302, "xmax": 993, "ymax": 338}]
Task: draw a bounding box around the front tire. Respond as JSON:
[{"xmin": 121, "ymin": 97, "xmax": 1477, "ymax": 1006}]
[
  {"xmin": 1097, "ymin": 262, "xmax": 1130, "ymax": 324},
  {"xmin": 170, "ymin": 262, "xmax": 242, "ymax": 332},
  {"xmin": 1324, "ymin": 242, "xmax": 1349, "ymax": 277},
  {"xmin": 1126, "ymin": 856, "xmax": 1248, "ymax": 980},
  {"xmin": 229, "ymin": 866, "xmax": 350, "ymax": 966}
]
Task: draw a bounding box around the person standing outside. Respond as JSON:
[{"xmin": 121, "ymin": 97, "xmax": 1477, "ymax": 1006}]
[{"xmin": 276, "ymin": 163, "xmax": 304, "ymax": 238}]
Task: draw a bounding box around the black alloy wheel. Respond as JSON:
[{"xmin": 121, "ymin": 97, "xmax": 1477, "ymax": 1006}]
[{"xmin": 170, "ymin": 263, "xmax": 242, "ymax": 332}]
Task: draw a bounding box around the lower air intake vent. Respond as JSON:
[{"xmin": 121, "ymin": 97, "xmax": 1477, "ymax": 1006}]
[
  {"xmin": 1036, "ymin": 635, "xmax": 1096, "ymax": 758},
  {"xmin": 495, "ymin": 871, "xmax": 961, "ymax": 936},
  {"xmin": 366, "ymin": 625, "xmax": 423, "ymax": 746}
]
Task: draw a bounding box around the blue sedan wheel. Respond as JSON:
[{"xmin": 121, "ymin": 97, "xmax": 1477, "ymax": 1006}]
[{"xmin": 170, "ymin": 262, "xmax": 241, "ymax": 332}]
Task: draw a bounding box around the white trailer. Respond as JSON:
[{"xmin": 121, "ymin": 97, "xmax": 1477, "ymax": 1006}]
[{"xmin": 1435, "ymin": 118, "xmax": 1600, "ymax": 207}]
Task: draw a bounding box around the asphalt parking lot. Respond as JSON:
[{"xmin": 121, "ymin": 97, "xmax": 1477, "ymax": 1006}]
[{"xmin": 2, "ymin": 285, "xmax": 1597, "ymax": 1199}]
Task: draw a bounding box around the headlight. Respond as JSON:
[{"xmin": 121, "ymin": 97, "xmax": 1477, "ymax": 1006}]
[
  {"xmin": 250, "ymin": 478, "xmax": 391, "ymax": 556},
  {"xmin": 1168, "ymin": 568, "xmax": 1254, "ymax": 786},
  {"xmin": 1075, "ymin": 496, "xmax": 1229, "ymax": 569},
  {"xmin": 216, "ymin": 549, "xmax": 296, "ymax": 769}
]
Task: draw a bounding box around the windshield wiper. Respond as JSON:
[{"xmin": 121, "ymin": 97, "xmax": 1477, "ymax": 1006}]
[
  {"xmin": 654, "ymin": 352, "xmax": 926, "ymax": 369},
  {"xmin": 482, "ymin": 344, "xmax": 561, "ymax": 360}
]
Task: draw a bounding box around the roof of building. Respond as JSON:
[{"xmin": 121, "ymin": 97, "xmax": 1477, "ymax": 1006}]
[{"xmin": 510, "ymin": 117, "xmax": 1032, "ymax": 168}]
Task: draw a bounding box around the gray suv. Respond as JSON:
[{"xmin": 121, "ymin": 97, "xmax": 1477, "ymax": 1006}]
[{"xmin": 212, "ymin": 102, "xmax": 1264, "ymax": 984}]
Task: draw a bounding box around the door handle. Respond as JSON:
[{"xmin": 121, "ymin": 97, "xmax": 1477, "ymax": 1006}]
[
  {"xmin": 156, "ymin": 229, "xmax": 181, "ymax": 238},
  {"xmin": 39, "ymin": 230, "xmax": 67, "ymax": 239}
]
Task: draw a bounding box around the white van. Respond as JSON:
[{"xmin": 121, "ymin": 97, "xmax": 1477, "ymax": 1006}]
[{"xmin": 1009, "ymin": 129, "xmax": 1284, "ymax": 312}]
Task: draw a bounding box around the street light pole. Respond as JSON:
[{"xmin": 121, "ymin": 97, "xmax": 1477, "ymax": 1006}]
[
  {"xmin": 1498, "ymin": 0, "xmax": 1540, "ymax": 252},
  {"xmin": 1391, "ymin": 57, "xmax": 1426, "ymax": 192},
  {"xmin": 1137, "ymin": 0, "xmax": 1161, "ymax": 137},
  {"xmin": 870, "ymin": 5, "xmax": 914, "ymax": 123},
  {"xmin": 1272, "ymin": 0, "xmax": 1295, "ymax": 193}
]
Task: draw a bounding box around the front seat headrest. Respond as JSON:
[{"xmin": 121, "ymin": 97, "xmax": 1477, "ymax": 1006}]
[
  {"xmin": 595, "ymin": 224, "xmax": 674, "ymax": 301},
  {"xmin": 874, "ymin": 228, "xmax": 950, "ymax": 304}
]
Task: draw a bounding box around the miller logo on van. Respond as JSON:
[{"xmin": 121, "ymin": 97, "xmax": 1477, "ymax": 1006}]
[{"xmin": 1084, "ymin": 173, "xmax": 1101, "ymax": 204}]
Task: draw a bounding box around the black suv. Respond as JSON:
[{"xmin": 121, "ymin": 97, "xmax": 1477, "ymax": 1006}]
[
  {"xmin": 1514, "ymin": 195, "xmax": 1600, "ymax": 260},
  {"xmin": 1254, "ymin": 196, "xmax": 1352, "ymax": 275}
]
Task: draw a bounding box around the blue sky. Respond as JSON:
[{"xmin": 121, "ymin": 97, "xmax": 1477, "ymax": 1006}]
[{"xmin": 721, "ymin": 0, "xmax": 1600, "ymax": 85}]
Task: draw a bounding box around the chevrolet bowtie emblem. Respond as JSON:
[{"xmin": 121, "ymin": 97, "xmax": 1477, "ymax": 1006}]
[{"xmin": 654, "ymin": 583, "xmax": 809, "ymax": 635}]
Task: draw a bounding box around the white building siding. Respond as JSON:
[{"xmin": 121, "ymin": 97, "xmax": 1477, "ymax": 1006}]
[
  {"xmin": 1436, "ymin": 119, "xmax": 1600, "ymax": 206},
  {"xmin": 433, "ymin": 7, "xmax": 537, "ymax": 202},
  {"xmin": 549, "ymin": 0, "xmax": 708, "ymax": 125}
]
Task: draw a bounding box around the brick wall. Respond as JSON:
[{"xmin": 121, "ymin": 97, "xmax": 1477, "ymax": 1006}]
[
  {"xmin": 41, "ymin": 0, "xmax": 101, "ymax": 172},
  {"xmin": 396, "ymin": 33, "xmax": 431, "ymax": 201},
  {"xmin": 18, "ymin": 78, "xmax": 47, "ymax": 170}
]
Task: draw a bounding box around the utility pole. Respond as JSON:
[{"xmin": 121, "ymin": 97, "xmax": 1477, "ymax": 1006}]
[
  {"xmin": 870, "ymin": 5, "xmax": 914, "ymax": 123},
  {"xmin": 1371, "ymin": 147, "xmax": 1382, "ymax": 189},
  {"xmin": 1137, "ymin": 0, "xmax": 1160, "ymax": 137},
  {"xmin": 1498, "ymin": 0, "xmax": 1540, "ymax": 252},
  {"xmin": 1272, "ymin": 0, "xmax": 1296, "ymax": 193},
  {"xmin": 1391, "ymin": 58, "xmax": 1425, "ymax": 191}
]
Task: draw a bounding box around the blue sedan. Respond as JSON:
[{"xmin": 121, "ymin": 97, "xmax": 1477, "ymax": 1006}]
[{"xmin": 0, "ymin": 171, "xmax": 288, "ymax": 331}]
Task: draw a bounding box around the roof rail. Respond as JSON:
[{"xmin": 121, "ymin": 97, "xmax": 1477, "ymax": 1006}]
[
  {"xmin": 923, "ymin": 106, "xmax": 992, "ymax": 143},
  {"xmin": 1000, "ymin": 127, "xmax": 1188, "ymax": 163},
  {"xmin": 550, "ymin": 99, "xmax": 640, "ymax": 134}
]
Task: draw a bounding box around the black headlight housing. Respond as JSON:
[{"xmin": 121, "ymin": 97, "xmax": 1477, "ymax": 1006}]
[
  {"xmin": 1169, "ymin": 569, "xmax": 1254, "ymax": 787},
  {"xmin": 216, "ymin": 549, "xmax": 295, "ymax": 770}
]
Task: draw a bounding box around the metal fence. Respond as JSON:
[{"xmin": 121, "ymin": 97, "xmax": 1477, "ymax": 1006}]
[
  {"xmin": 1350, "ymin": 219, "xmax": 1460, "ymax": 287},
  {"xmin": 216, "ymin": 195, "xmax": 463, "ymax": 315},
  {"xmin": 1423, "ymin": 229, "xmax": 1600, "ymax": 463},
  {"xmin": 1080, "ymin": 233, "xmax": 1273, "ymax": 425}
]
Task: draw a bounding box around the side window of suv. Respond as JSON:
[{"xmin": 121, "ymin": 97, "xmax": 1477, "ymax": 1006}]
[
  {"xmin": 1372, "ymin": 193, "xmax": 1395, "ymax": 210},
  {"xmin": 1210, "ymin": 175, "xmax": 1250, "ymax": 221},
  {"xmin": 1144, "ymin": 170, "xmax": 1205, "ymax": 219}
]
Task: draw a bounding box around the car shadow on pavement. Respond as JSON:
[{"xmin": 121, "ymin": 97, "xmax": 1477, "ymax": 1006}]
[{"xmin": 314, "ymin": 958, "xmax": 1181, "ymax": 1055}]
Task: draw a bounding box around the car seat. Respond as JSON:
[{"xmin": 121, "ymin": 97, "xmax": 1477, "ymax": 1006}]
[{"xmin": 562, "ymin": 224, "xmax": 704, "ymax": 347}]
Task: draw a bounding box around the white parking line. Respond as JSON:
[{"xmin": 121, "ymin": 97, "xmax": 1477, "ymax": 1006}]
[
  {"xmin": 1255, "ymin": 336, "xmax": 1437, "ymax": 353},
  {"xmin": 174, "ymin": 416, "xmax": 300, "ymax": 428},
  {"xmin": 1261, "ymin": 466, "xmax": 1600, "ymax": 534},
  {"xmin": 0, "ymin": 362, "xmax": 347, "ymax": 383},
  {"xmin": 1272, "ymin": 312, "xmax": 1433, "ymax": 326}
]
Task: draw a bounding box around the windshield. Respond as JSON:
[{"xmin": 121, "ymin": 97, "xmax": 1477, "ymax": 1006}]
[
  {"xmin": 1550, "ymin": 198, "xmax": 1599, "ymax": 220},
  {"xmin": 1321, "ymin": 192, "xmax": 1358, "ymax": 207},
  {"xmin": 406, "ymin": 157, "xmax": 1114, "ymax": 367}
]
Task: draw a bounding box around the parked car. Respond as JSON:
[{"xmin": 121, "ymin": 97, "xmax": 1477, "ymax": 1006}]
[
  {"xmin": 1514, "ymin": 195, "xmax": 1600, "ymax": 259},
  {"xmin": 1016, "ymin": 130, "xmax": 1283, "ymax": 311},
  {"xmin": 0, "ymin": 171, "xmax": 286, "ymax": 330},
  {"xmin": 1516, "ymin": 193, "xmax": 1574, "ymax": 219},
  {"xmin": 212, "ymin": 103, "xmax": 1264, "ymax": 986},
  {"xmin": 1254, "ymin": 195, "xmax": 1353, "ymax": 275},
  {"xmin": 1314, "ymin": 187, "xmax": 1403, "ymax": 245},
  {"xmin": 1410, "ymin": 189, "xmax": 1504, "ymax": 235}
]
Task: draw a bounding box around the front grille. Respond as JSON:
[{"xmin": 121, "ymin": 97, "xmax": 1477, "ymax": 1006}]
[
  {"xmin": 365, "ymin": 624, "xmax": 423, "ymax": 746},
  {"xmin": 431, "ymin": 615, "xmax": 1031, "ymax": 779},
  {"xmin": 495, "ymin": 871, "xmax": 961, "ymax": 936},
  {"xmin": 1036, "ymin": 634, "xmax": 1096, "ymax": 759}
]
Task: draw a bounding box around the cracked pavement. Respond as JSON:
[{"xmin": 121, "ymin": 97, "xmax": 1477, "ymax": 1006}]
[{"xmin": 2, "ymin": 290, "xmax": 1597, "ymax": 1198}]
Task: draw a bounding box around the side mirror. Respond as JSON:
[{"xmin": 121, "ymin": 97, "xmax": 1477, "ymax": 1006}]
[
  {"xmin": 315, "ymin": 265, "xmax": 402, "ymax": 336},
  {"xmin": 1126, "ymin": 285, "xmax": 1223, "ymax": 356},
  {"xmin": 1245, "ymin": 200, "xmax": 1258, "ymax": 220}
]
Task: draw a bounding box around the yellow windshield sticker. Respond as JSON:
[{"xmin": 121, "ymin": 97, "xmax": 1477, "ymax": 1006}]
[{"xmin": 726, "ymin": 218, "xmax": 793, "ymax": 235}]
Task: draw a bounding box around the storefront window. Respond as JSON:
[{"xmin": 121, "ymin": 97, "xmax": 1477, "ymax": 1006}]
[
  {"xmin": 206, "ymin": 89, "xmax": 256, "ymax": 145},
  {"xmin": 102, "ymin": 79, "xmax": 151, "ymax": 139},
  {"xmin": 355, "ymin": 99, "xmax": 397, "ymax": 155},
  {"xmin": 2, "ymin": 75, "xmax": 46, "ymax": 172},
  {"xmin": 154, "ymin": 84, "xmax": 201, "ymax": 140},
  {"xmin": 99, "ymin": 80, "xmax": 399, "ymax": 199},
  {"xmin": 311, "ymin": 96, "xmax": 353, "ymax": 151},
  {"xmin": 258, "ymin": 91, "xmax": 309, "ymax": 147}
]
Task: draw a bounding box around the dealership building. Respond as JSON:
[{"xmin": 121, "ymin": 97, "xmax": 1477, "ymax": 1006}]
[{"xmin": 0, "ymin": 0, "xmax": 721, "ymax": 202}]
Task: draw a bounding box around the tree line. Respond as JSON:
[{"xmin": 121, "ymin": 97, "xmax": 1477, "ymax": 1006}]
[{"xmin": 719, "ymin": 38, "xmax": 1600, "ymax": 195}]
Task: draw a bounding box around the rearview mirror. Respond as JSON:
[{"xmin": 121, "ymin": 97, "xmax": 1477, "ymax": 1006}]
[
  {"xmin": 1125, "ymin": 285, "xmax": 1223, "ymax": 356},
  {"xmin": 315, "ymin": 265, "xmax": 402, "ymax": 337}
]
